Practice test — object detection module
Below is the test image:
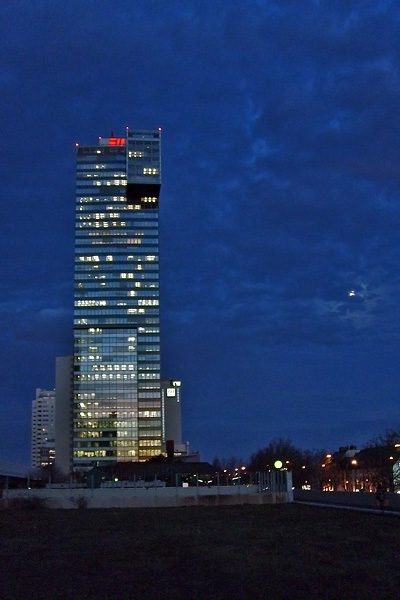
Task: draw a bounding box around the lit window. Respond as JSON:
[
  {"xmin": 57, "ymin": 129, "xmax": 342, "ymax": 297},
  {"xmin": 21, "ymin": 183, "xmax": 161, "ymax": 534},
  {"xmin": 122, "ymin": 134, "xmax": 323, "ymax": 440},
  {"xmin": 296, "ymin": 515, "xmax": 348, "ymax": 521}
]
[{"xmin": 75, "ymin": 300, "xmax": 107, "ymax": 307}]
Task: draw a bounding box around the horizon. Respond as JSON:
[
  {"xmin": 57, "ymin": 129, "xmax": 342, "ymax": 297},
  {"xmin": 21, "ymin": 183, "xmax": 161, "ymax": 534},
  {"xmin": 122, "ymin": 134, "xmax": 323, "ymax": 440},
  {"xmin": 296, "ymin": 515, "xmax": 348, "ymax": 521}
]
[{"xmin": 1, "ymin": 1, "xmax": 400, "ymax": 465}]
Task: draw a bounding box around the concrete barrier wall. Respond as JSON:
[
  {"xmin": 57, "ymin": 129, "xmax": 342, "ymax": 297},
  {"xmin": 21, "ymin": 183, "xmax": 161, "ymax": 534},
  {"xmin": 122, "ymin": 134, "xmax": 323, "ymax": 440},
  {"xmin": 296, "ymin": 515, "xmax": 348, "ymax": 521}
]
[
  {"xmin": 3, "ymin": 485, "xmax": 291, "ymax": 509},
  {"xmin": 294, "ymin": 489, "xmax": 400, "ymax": 510}
]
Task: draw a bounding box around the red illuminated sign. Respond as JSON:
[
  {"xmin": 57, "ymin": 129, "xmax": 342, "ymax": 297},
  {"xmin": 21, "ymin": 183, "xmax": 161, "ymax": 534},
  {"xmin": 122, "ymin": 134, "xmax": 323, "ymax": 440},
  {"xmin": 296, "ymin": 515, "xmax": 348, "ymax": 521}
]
[{"xmin": 109, "ymin": 138, "xmax": 125, "ymax": 146}]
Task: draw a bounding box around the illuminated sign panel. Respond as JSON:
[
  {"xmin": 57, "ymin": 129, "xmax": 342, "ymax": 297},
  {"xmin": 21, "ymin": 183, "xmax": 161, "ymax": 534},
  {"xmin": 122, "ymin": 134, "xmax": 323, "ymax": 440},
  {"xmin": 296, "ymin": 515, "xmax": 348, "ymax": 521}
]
[
  {"xmin": 166, "ymin": 388, "xmax": 176, "ymax": 397},
  {"xmin": 109, "ymin": 138, "xmax": 125, "ymax": 146}
]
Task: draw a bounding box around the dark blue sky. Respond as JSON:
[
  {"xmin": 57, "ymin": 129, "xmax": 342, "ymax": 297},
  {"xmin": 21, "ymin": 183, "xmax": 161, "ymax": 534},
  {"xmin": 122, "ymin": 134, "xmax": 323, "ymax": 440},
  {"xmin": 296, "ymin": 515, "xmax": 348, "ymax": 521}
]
[{"xmin": 1, "ymin": 1, "xmax": 400, "ymax": 465}]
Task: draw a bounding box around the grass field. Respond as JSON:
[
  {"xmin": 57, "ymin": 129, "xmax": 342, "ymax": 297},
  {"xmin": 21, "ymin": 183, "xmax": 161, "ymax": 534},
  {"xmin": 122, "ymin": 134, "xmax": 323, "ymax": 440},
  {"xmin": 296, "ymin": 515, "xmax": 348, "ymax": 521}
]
[{"xmin": 0, "ymin": 503, "xmax": 399, "ymax": 600}]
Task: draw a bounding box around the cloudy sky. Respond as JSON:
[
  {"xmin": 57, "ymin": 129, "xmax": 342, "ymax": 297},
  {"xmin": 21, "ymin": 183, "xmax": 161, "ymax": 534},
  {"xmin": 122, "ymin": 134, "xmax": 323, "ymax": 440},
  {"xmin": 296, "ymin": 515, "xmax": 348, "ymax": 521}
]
[{"xmin": 1, "ymin": 0, "xmax": 400, "ymax": 465}]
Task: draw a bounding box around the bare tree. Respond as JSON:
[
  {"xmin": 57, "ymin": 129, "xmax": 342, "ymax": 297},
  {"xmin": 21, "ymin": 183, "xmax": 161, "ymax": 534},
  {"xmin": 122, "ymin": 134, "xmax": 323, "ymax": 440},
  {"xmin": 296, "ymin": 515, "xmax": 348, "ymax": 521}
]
[
  {"xmin": 365, "ymin": 428, "xmax": 400, "ymax": 448},
  {"xmin": 358, "ymin": 429, "xmax": 400, "ymax": 492}
]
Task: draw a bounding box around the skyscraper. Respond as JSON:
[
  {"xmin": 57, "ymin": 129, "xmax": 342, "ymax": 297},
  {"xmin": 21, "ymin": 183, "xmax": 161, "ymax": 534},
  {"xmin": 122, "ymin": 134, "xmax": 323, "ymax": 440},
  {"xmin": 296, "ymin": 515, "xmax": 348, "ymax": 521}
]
[
  {"xmin": 32, "ymin": 388, "xmax": 56, "ymax": 469},
  {"xmin": 73, "ymin": 129, "xmax": 163, "ymax": 469}
]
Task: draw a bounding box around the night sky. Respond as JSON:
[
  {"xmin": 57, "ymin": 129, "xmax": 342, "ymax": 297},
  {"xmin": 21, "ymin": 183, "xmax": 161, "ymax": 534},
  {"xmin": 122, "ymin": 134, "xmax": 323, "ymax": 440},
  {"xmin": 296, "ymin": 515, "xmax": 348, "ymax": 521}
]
[{"xmin": 1, "ymin": 1, "xmax": 400, "ymax": 466}]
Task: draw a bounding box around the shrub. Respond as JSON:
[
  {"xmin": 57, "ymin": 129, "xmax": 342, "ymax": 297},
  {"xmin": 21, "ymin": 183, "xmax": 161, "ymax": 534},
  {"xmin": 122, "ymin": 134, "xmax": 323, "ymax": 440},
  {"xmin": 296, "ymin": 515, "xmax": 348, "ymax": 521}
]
[
  {"xmin": 75, "ymin": 495, "xmax": 88, "ymax": 509},
  {"xmin": 7, "ymin": 496, "xmax": 47, "ymax": 510}
]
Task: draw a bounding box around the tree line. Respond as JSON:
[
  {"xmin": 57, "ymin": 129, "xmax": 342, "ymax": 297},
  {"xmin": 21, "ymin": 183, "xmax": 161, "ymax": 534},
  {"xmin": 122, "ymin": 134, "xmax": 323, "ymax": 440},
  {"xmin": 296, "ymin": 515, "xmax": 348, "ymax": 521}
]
[{"xmin": 212, "ymin": 428, "xmax": 400, "ymax": 492}]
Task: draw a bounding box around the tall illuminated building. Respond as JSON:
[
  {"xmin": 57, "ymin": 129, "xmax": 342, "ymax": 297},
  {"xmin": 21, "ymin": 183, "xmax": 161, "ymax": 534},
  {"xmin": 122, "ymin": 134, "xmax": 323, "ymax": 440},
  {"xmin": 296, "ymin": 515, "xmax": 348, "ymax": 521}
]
[
  {"xmin": 73, "ymin": 129, "xmax": 163, "ymax": 469},
  {"xmin": 31, "ymin": 388, "xmax": 56, "ymax": 469}
]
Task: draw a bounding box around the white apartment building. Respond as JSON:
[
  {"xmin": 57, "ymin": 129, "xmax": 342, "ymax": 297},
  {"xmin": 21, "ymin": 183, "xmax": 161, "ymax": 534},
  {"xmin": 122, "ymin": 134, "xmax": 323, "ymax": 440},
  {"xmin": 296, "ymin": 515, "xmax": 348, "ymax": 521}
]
[{"xmin": 31, "ymin": 388, "xmax": 56, "ymax": 469}]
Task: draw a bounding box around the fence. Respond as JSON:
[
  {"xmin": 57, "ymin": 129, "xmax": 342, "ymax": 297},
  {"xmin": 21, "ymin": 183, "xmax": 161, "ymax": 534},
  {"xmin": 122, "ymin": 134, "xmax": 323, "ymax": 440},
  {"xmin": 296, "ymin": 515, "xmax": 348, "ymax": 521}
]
[{"xmin": 2, "ymin": 470, "xmax": 293, "ymax": 509}]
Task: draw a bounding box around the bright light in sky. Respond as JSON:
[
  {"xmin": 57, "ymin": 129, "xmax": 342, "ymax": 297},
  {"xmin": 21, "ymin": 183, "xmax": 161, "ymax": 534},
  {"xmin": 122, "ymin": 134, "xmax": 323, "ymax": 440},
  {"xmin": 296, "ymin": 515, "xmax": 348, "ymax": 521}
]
[{"xmin": 348, "ymin": 290, "xmax": 356, "ymax": 297}]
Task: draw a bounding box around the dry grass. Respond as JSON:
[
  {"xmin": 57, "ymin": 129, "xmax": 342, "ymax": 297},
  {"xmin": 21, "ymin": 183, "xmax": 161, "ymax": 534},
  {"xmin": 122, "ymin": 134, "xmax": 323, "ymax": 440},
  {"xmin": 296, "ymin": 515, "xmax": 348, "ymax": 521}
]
[{"xmin": 0, "ymin": 504, "xmax": 399, "ymax": 600}]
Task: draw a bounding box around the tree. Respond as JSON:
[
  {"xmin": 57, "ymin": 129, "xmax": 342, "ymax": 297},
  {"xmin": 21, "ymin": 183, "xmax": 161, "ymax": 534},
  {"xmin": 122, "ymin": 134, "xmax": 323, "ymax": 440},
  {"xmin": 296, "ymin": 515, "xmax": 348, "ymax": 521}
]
[
  {"xmin": 365, "ymin": 428, "xmax": 400, "ymax": 448},
  {"xmin": 248, "ymin": 439, "xmax": 331, "ymax": 488},
  {"xmin": 211, "ymin": 456, "xmax": 244, "ymax": 471},
  {"xmin": 300, "ymin": 449, "xmax": 331, "ymax": 490},
  {"xmin": 359, "ymin": 428, "xmax": 400, "ymax": 492},
  {"xmin": 211, "ymin": 457, "xmax": 222, "ymax": 471},
  {"xmin": 249, "ymin": 438, "xmax": 303, "ymax": 486},
  {"xmin": 249, "ymin": 438, "xmax": 303, "ymax": 471}
]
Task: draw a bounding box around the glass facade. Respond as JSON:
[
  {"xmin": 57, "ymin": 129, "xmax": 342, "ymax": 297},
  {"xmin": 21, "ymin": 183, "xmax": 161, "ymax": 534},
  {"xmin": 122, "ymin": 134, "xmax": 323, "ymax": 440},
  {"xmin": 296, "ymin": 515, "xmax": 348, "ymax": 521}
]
[{"xmin": 73, "ymin": 129, "xmax": 162, "ymax": 469}]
